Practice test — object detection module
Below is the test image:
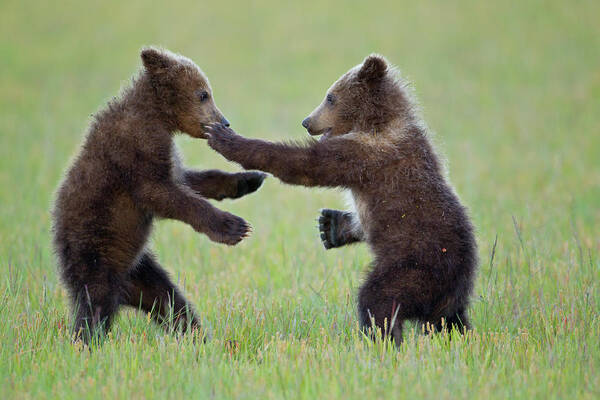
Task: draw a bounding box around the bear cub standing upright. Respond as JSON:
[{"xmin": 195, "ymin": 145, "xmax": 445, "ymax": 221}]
[
  {"xmin": 207, "ymin": 55, "xmax": 477, "ymax": 344},
  {"xmin": 52, "ymin": 47, "xmax": 265, "ymax": 343}
]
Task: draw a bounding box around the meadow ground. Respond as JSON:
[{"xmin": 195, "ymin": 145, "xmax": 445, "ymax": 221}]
[{"xmin": 1, "ymin": 0, "xmax": 598, "ymax": 398}]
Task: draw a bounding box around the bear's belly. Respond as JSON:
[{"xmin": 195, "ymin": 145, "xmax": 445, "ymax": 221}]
[
  {"xmin": 106, "ymin": 192, "xmax": 153, "ymax": 266},
  {"xmin": 346, "ymin": 190, "xmax": 370, "ymax": 238}
]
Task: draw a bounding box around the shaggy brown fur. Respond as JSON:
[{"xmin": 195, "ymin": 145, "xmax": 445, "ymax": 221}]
[
  {"xmin": 52, "ymin": 47, "xmax": 265, "ymax": 343},
  {"xmin": 207, "ymin": 55, "xmax": 477, "ymax": 344}
]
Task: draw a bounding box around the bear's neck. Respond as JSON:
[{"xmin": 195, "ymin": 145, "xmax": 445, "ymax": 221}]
[{"xmin": 118, "ymin": 75, "xmax": 179, "ymax": 135}]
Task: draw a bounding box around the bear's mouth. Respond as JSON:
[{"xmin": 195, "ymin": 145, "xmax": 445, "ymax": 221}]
[{"xmin": 312, "ymin": 128, "xmax": 332, "ymax": 142}]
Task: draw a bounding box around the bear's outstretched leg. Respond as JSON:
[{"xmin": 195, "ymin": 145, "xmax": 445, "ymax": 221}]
[
  {"xmin": 318, "ymin": 209, "xmax": 364, "ymax": 249},
  {"xmin": 134, "ymin": 180, "xmax": 250, "ymax": 246},
  {"xmin": 124, "ymin": 252, "xmax": 200, "ymax": 334},
  {"xmin": 69, "ymin": 267, "xmax": 122, "ymax": 344},
  {"xmin": 183, "ymin": 169, "xmax": 266, "ymax": 201}
]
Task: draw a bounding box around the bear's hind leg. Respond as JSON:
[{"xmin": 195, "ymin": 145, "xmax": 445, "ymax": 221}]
[
  {"xmin": 445, "ymin": 308, "xmax": 470, "ymax": 333},
  {"xmin": 124, "ymin": 252, "xmax": 200, "ymax": 334},
  {"xmin": 69, "ymin": 269, "xmax": 122, "ymax": 344},
  {"xmin": 432, "ymin": 308, "xmax": 470, "ymax": 335},
  {"xmin": 357, "ymin": 282, "xmax": 404, "ymax": 346}
]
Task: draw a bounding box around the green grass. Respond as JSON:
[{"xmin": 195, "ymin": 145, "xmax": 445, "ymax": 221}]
[{"xmin": 1, "ymin": 0, "xmax": 599, "ymax": 398}]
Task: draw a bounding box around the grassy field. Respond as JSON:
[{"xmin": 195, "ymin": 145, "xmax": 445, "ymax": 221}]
[{"xmin": 1, "ymin": 0, "xmax": 599, "ymax": 398}]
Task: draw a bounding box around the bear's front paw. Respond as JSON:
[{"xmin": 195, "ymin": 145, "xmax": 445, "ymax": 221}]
[
  {"xmin": 233, "ymin": 171, "xmax": 267, "ymax": 198},
  {"xmin": 318, "ymin": 209, "xmax": 341, "ymax": 249},
  {"xmin": 207, "ymin": 211, "xmax": 251, "ymax": 245},
  {"xmin": 206, "ymin": 123, "xmax": 239, "ymax": 151}
]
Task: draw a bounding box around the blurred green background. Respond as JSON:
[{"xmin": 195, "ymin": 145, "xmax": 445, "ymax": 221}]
[{"xmin": 1, "ymin": 0, "xmax": 598, "ymax": 399}]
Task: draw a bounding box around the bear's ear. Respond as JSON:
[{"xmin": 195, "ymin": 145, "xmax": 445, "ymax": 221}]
[
  {"xmin": 357, "ymin": 54, "xmax": 387, "ymax": 83},
  {"xmin": 141, "ymin": 47, "xmax": 173, "ymax": 74}
]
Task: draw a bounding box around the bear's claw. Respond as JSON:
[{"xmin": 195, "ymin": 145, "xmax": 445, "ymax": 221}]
[
  {"xmin": 319, "ymin": 209, "xmax": 339, "ymax": 249},
  {"xmin": 208, "ymin": 211, "xmax": 251, "ymax": 245}
]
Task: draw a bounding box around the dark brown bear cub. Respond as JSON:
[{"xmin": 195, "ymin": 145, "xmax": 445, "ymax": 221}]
[
  {"xmin": 52, "ymin": 47, "xmax": 265, "ymax": 343},
  {"xmin": 206, "ymin": 55, "xmax": 477, "ymax": 344}
]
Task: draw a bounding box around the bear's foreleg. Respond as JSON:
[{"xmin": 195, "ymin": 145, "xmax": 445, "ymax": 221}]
[
  {"xmin": 134, "ymin": 180, "xmax": 250, "ymax": 245},
  {"xmin": 183, "ymin": 169, "xmax": 266, "ymax": 200},
  {"xmin": 318, "ymin": 209, "xmax": 364, "ymax": 249},
  {"xmin": 206, "ymin": 124, "xmax": 369, "ymax": 188}
]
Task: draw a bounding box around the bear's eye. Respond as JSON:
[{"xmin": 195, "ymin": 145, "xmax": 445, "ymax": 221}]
[
  {"xmin": 198, "ymin": 90, "xmax": 209, "ymax": 102},
  {"xmin": 326, "ymin": 93, "xmax": 335, "ymax": 105}
]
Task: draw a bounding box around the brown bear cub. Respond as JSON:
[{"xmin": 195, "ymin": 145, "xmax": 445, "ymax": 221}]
[
  {"xmin": 206, "ymin": 55, "xmax": 477, "ymax": 344},
  {"xmin": 52, "ymin": 47, "xmax": 266, "ymax": 343}
]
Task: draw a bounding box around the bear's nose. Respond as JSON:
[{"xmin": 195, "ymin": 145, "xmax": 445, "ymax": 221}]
[
  {"xmin": 221, "ymin": 116, "xmax": 230, "ymax": 127},
  {"xmin": 302, "ymin": 118, "xmax": 310, "ymax": 129}
]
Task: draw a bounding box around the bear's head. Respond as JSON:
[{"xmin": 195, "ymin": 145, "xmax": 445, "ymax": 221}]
[
  {"xmin": 302, "ymin": 54, "xmax": 409, "ymax": 140},
  {"xmin": 141, "ymin": 47, "xmax": 229, "ymax": 138}
]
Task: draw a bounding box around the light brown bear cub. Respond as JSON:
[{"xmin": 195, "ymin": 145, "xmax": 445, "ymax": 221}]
[
  {"xmin": 52, "ymin": 47, "xmax": 265, "ymax": 343},
  {"xmin": 207, "ymin": 55, "xmax": 477, "ymax": 344}
]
